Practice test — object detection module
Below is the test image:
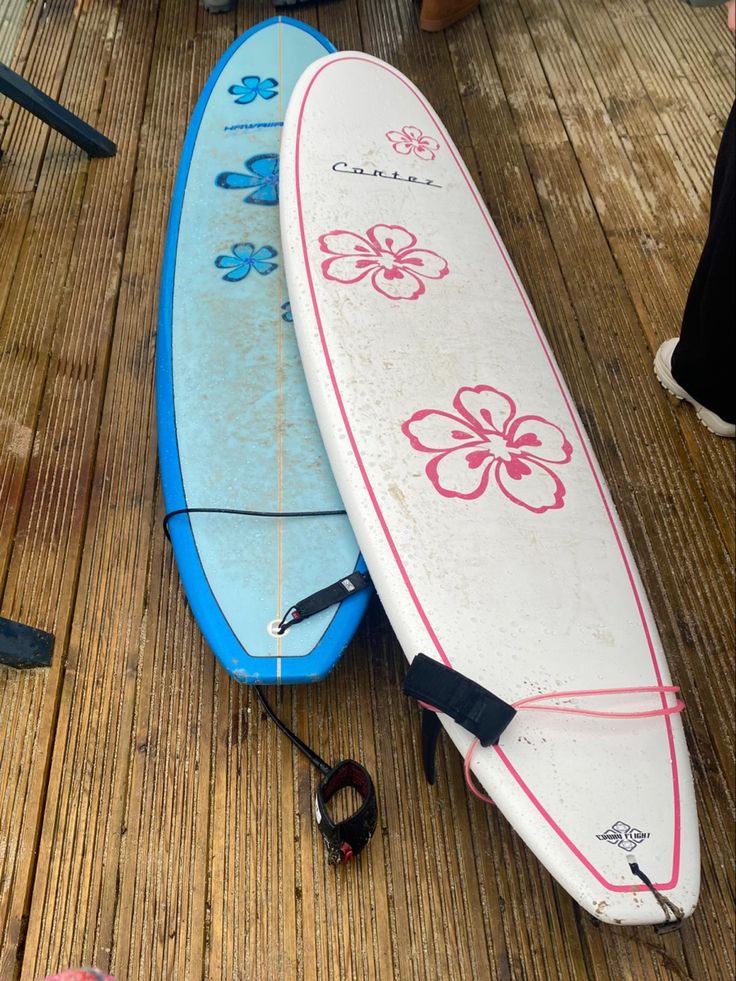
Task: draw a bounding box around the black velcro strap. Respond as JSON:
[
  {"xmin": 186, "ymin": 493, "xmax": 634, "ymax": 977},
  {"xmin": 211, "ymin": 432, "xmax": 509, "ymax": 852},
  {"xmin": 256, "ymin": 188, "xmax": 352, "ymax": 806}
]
[
  {"xmin": 402, "ymin": 653, "xmax": 516, "ymax": 747},
  {"xmin": 279, "ymin": 571, "xmax": 371, "ymax": 633},
  {"xmin": 314, "ymin": 760, "xmax": 378, "ymax": 865}
]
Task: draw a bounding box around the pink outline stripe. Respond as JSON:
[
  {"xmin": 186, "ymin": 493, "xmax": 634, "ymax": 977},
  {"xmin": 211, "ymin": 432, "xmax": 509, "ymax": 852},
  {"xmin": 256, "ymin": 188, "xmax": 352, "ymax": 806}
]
[{"xmin": 293, "ymin": 55, "xmax": 681, "ymax": 892}]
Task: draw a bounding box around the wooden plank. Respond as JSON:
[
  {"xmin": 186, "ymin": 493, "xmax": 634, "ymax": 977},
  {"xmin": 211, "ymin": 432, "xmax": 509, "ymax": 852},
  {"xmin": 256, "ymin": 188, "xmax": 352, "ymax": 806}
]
[
  {"xmin": 601, "ymin": 0, "xmax": 729, "ymax": 191},
  {"xmin": 647, "ymin": 0, "xmax": 735, "ymax": 125},
  {"xmin": 0, "ymin": 0, "xmax": 83, "ymax": 325},
  {"xmin": 556, "ymin": 0, "xmax": 708, "ymax": 244},
  {"xmin": 95, "ymin": 17, "xmax": 222, "ymax": 972},
  {"xmin": 0, "ymin": 3, "xmax": 161, "ymax": 977},
  {"xmin": 113, "ymin": 519, "xmax": 214, "ymax": 981},
  {"xmin": 105, "ymin": 9, "xmax": 382, "ymax": 981},
  {"xmin": 0, "ymin": 0, "xmax": 163, "ymax": 977},
  {"xmin": 0, "ymin": 0, "xmax": 30, "ymax": 64},
  {"xmin": 0, "ymin": 0, "xmax": 119, "ymax": 586}
]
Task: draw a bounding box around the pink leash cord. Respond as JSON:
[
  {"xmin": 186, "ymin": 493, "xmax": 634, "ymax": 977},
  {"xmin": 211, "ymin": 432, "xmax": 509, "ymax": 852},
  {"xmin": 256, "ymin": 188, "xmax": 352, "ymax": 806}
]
[{"xmin": 460, "ymin": 685, "xmax": 684, "ymax": 805}]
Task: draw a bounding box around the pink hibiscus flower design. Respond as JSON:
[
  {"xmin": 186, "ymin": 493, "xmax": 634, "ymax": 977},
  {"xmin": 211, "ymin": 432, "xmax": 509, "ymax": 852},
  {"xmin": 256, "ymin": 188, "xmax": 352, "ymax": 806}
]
[
  {"xmin": 319, "ymin": 224, "xmax": 449, "ymax": 301},
  {"xmin": 385, "ymin": 125, "xmax": 440, "ymax": 161},
  {"xmin": 402, "ymin": 385, "xmax": 573, "ymax": 512}
]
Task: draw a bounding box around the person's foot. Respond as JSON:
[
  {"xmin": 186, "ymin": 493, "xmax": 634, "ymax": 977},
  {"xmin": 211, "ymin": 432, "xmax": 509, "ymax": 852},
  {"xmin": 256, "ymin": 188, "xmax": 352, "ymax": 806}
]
[
  {"xmin": 419, "ymin": 0, "xmax": 479, "ymax": 31},
  {"xmin": 654, "ymin": 338, "xmax": 735, "ymax": 438}
]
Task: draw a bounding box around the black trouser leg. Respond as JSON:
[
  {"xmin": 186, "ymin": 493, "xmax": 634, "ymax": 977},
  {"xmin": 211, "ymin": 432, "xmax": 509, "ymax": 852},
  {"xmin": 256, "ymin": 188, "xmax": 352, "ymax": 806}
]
[{"xmin": 671, "ymin": 101, "xmax": 735, "ymax": 424}]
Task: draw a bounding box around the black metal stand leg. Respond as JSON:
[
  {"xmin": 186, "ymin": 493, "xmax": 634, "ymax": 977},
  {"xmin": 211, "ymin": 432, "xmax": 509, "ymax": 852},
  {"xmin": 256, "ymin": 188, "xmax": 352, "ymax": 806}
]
[
  {"xmin": 202, "ymin": 0, "xmax": 236, "ymax": 11},
  {"xmin": 0, "ymin": 616, "xmax": 54, "ymax": 668},
  {"xmin": 273, "ymin": 0, "xmax": 339, "ymax": 9},
  {"xmin": 0, "ymin": 61, "xmax": 116, "ymax": 158}
]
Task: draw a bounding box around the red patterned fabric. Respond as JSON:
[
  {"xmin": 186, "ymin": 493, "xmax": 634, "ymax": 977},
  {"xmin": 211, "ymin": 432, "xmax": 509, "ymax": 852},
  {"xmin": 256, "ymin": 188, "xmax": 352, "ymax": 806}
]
[{"xmin": 40, "ymin": 970, "xmax": 116, "ymax": 981}]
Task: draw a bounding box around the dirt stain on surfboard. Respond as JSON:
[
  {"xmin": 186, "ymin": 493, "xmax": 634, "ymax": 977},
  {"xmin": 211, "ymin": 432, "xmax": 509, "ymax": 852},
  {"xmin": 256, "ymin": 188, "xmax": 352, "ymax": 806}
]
[{"xmin": 388, "ymin": 482, "xmax": 413, "ymax": 518}]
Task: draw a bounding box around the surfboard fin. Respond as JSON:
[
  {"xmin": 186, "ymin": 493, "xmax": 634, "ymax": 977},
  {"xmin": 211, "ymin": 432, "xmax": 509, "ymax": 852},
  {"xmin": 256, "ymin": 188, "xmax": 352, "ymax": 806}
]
[
  {"xmin": 420, "ymin": 708, "xmax": 442, "ymax": 785},
  {"xmin": 403, "ymin": 654, "xmax": 517, "ymax": 786}
]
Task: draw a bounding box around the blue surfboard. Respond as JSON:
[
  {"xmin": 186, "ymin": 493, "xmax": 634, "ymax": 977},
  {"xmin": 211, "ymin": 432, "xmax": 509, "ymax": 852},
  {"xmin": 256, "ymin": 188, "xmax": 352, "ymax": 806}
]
[{"xmin": 157, "ymin": 18, "xmax": 370, "ymax": 684}]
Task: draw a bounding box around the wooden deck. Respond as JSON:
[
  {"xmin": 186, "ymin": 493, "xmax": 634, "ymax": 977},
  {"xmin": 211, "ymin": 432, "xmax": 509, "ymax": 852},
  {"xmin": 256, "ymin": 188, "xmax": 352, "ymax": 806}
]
[{"xmin": 1, "ymin": 0, "xmax": 734, "ymax": 978}]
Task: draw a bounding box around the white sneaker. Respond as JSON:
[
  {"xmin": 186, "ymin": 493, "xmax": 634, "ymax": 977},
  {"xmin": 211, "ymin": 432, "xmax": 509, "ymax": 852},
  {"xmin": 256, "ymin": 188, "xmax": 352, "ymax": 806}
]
[{"xmin": 654, "ymin": 338, "xmax": 735, "ymax": 438}]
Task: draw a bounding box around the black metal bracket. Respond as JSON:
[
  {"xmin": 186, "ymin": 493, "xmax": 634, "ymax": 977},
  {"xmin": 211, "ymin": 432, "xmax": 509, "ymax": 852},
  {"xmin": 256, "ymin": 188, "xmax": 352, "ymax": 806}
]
[
  {"xmin": 0, "ymin": 61, "xmax": 116, "ymax": 159},
  {"xmin": 0, "ymin": 616, "xmax": 54, "ymax": 668}
]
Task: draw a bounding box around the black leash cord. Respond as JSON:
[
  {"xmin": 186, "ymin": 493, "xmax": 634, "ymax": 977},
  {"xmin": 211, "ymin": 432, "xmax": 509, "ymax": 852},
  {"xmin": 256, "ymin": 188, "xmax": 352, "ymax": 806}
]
[
  {"xmin": 254, "ymin": 686, "xmax": 378, "ymax": 865},
  {"xmin": 254, "ymin": 686, "xmax": 330, "ymax": 775},
  {"xmin": 163, "ymin": 505, "xmax": 346, "ymax": 539},
  {"xmin": 628, "ymin": 858, "xmax": 684, "ymax": 932}
]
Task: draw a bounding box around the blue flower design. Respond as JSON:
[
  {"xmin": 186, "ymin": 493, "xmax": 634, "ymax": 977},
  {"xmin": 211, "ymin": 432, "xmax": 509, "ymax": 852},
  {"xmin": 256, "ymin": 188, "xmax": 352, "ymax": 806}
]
[
  {"xmin": 216, "ymin": 153, "xmax": 279, "ymax": 206},
  {"xmin": 215, "ymin": 243, "xmax": 278, "ymax": 282},
  {"xmin": 281, "ymin": 301, "xmax": 293, "ymax": 323},
  {"xmin": 228, "ymin": 75, "xmax": 278, "ymax": 105}
]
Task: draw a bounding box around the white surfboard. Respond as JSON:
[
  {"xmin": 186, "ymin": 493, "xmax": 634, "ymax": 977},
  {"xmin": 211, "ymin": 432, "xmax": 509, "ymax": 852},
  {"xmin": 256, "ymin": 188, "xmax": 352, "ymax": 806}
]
[{"xmin": 280, "ymin": 52, "xmax": 699, "ymax": 924}]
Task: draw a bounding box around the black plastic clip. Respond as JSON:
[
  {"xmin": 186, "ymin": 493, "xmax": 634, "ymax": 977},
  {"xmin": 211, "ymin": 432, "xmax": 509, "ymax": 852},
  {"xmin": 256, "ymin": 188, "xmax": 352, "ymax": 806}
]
[{"xmin": 402, "ymin": 653, "xmax": 516, "ymax": 784}]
